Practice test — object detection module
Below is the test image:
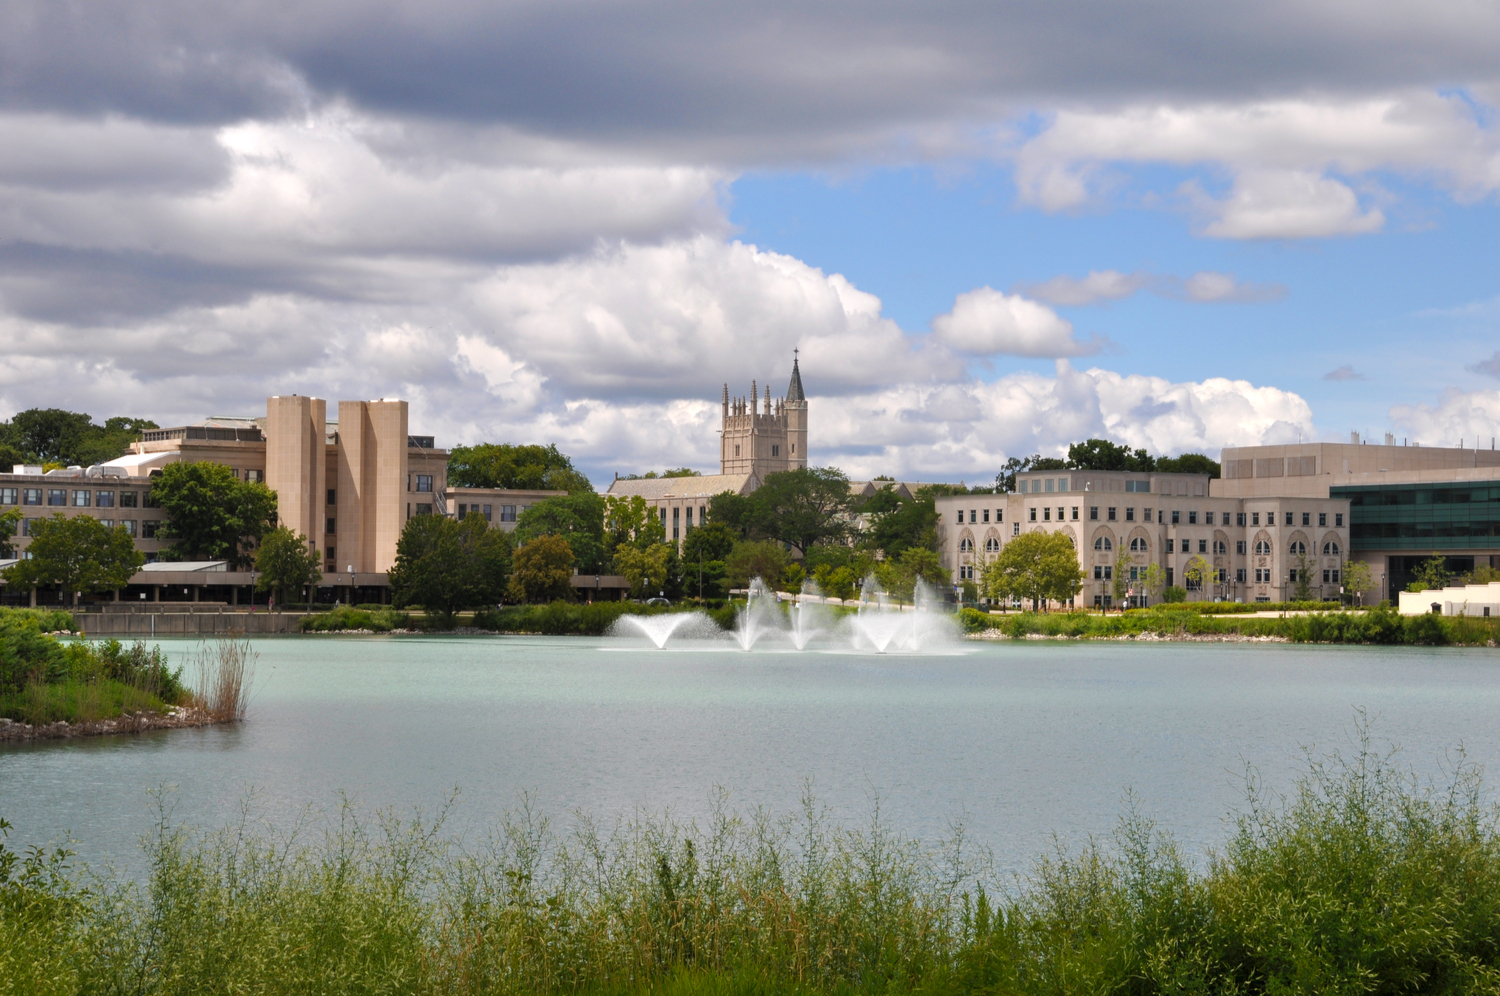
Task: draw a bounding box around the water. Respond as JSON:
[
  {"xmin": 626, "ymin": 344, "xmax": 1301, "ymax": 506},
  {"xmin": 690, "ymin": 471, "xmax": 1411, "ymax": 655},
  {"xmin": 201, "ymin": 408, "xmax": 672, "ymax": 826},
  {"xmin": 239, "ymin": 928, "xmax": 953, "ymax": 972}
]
[{"xmin": 4, "ymin": 636, "xmax": 1500, "ymax": 881}]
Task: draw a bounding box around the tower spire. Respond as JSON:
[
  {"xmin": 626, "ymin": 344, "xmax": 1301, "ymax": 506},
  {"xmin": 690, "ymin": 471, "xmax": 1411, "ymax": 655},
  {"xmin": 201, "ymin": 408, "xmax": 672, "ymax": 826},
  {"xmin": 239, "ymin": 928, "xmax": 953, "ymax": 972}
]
[{"xmin": 786, "ymin": 349, "xmax": 805, "ymax": 405}]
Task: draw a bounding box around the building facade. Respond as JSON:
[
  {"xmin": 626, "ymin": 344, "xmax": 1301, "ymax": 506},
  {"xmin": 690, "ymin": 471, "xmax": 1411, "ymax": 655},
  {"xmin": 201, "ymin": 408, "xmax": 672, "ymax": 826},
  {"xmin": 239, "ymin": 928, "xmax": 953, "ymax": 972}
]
[{"xmin": 936, "ymin": 469, "xmax": 1352, "ymax": 607}]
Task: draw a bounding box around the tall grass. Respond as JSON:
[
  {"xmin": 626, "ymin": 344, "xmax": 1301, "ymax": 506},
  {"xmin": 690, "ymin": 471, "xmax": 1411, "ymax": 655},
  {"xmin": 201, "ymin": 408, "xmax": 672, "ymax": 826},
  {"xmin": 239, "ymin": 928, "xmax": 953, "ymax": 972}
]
[
  {"xmin": 189, "ymin": 636, "xmax": 255, "ymax": 722},
  {"xmin": 7, "ymin": 721, "xmax": 1500, "ymax": 993}
]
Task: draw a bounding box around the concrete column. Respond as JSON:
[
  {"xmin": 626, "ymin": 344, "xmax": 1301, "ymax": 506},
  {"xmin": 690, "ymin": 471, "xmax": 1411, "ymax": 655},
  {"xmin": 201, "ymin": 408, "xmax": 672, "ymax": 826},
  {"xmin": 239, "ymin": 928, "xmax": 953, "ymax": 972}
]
[
  {"xmin": 231, "ymin": 586, "xmax": 238, "ymax": 606},
  {"xmin": 192, "ymin": 584, "xmax": 199, "ymax": 603},
  {"xmin": 151, "ymin": 585, "xmax": 159, "ymax": 602},
  {"xmin": 266, "ymin": 394, "xmax": 327, "ymax": 548}
]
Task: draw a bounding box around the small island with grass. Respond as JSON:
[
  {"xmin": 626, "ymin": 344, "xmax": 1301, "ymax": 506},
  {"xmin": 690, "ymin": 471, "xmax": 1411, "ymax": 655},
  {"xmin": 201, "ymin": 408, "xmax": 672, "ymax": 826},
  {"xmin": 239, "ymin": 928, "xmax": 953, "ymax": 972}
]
[{"xmin": 0, "ymin": 608, "xmax": 251, "ymax": 741}]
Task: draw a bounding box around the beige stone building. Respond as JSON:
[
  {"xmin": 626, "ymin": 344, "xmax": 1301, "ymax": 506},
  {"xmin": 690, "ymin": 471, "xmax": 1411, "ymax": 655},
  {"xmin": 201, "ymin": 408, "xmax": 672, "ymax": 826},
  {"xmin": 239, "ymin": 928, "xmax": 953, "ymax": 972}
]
[{"xmin": 443, "ymin": 488, "xmax": 567, "ymax": 530}]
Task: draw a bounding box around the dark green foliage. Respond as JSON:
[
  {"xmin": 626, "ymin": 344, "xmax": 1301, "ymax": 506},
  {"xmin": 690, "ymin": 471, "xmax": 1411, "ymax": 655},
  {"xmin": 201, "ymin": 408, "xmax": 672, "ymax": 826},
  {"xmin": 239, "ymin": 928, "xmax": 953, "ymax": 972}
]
[
  {"xmin": 473, "ymin": 601, "xmax": 693, "ymax": 635},
  {"xmin": 997, "ymin": 444, "xmax": 1219, "ymax": 490},
  {"xmin": 1408, "ymin": 553, "xmax": 1456, "ymax": 592},
  {"xmin": 1, "ymin": 409, "xmax": 158, "ymax": 466},
  {"xmin": 253, "ymin": 526, "xmax": 322, "ymax": 604},
  {"xmin": 708, "ymin": 468, "xmax": 852, "ymax": 554},
  {"xmin": 150, "ymin": 461, "xmax": 278, "ymax": 566},
  {"xmin": 705, "ymin": 490, "xmax": 753, "ymax": 536},
  {"xmin": 0, "ymin": 507, "xmax": 20, "ymax": 558},
  {"xmin": 508, "ymin": 534, "xmax": 575, "ymax": 603},
  {"xmin": 723, "ymin": 540, "xmax": 790, "ymax": 591},
  {"xmin": 514, "ymin": 492, "xmax": 607, "ymax": 572},
  {"xmin": 1162, "ymin": 584, "xmax": 1187, "ymax": 602},
  {"xmin": 0, "ymin": 609, "xmax": 71, "ymax": 693},
  {"xmin": 1, "ymin": 515, "xmax": 143, "ymax": 604},
  {"xmin": 298, "ymin": 606, "xmax": 410, "ymax": 632},
  {"xmin": 0, "ymin": 631, "xmax": 185, "ymax": 722},
  {"xmin": 1066, "ymin": 437, "xmax": 1156, "ymax": 472},
  {"xmin": 680, "ymin": 522, "xmax": 736, "ymax": 563},
  {"xmin": 996, "ymin": 454, "xmax": 1068, "ymax": 491},
  {"xmin": 861, "ymin": 485, "xmax": 939, "ymax": 557},
  {"xmin": 1154, "ymin": 452, "xmax": 1221, "ymax": 477},
  {"xmin": 448, "ymin": 442, "xmax": 593, "ymax": 493},
  {"xmin": 390, "ymin": 514, "xmax": 514, "ymax": 624}
]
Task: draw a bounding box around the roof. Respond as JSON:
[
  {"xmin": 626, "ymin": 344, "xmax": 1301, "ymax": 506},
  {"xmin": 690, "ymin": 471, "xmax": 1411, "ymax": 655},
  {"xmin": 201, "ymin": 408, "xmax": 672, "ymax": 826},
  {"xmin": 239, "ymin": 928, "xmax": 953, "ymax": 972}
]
[
  {"xmin": 139, "ymin": 561, "xmax": 229, "ymax": 572},
  {"xmin": 606, "ymin": 473, "xmax": 757, "ymax": 500},
  {"xmin": 786, "ymin": 356, "xmax": 805, "ymax": 403}
]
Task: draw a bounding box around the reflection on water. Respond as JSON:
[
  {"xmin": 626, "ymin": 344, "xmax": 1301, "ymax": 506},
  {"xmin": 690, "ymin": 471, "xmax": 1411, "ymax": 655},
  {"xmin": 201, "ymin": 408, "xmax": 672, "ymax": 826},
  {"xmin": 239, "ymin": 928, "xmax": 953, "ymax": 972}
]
[{"xmin": 3, "ymin": 635, "xmax": 1500, "ymax": 882}]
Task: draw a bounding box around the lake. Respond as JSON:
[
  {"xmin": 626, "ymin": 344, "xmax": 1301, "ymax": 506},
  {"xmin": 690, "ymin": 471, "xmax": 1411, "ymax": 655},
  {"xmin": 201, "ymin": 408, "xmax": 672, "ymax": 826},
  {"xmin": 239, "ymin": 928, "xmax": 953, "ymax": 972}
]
[{"xmin": 3, "ymin": 635, "xmax": 1500, "ymax": 879}]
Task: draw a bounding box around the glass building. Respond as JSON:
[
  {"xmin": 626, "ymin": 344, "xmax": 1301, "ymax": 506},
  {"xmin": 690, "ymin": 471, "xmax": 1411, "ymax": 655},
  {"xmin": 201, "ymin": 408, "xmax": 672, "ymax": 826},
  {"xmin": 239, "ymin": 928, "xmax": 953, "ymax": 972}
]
[{"xmin": 1332, "ymin": 479, "xmax": 1500, "ymax": 597}]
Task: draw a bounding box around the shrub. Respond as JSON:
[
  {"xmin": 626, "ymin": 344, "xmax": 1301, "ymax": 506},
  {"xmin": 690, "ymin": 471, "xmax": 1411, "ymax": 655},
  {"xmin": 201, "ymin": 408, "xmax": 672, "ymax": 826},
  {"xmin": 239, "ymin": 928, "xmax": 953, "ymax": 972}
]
[
  {"xmin": 299, "ymin": 605, "xmax": 410, "ymax": 633},
  {"xmin": 1162, "ymin": 585, "xmax": 1187, "ymax": 603}
]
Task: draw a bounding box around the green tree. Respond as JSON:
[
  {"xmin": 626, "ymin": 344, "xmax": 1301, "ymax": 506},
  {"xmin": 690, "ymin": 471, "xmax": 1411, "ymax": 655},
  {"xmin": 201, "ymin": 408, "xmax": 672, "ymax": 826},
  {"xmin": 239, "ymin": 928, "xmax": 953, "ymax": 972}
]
[
  {"xmin": 448, "ymin": 442, "xmax": 594, "ymax": 493},
  {"xmin": 724, "ymin": 540, "xmax": 790, "ymax": 591},
  {"xmin": 614, "ymin": 543, "xmax": 673, "ymax": 598},
  {"xmin": 1067, "ymin": 438, "xmax": 1156, "ymax": 472},
  {"xmin": 682, "ymin": 522, "xmax": 736, "ymax": 563},
  {"xmin": 508, "ymin": 535, "xmax": 577, "ymax": 603},
  {"xmin": 1111, "ymin": 551, "xmax": 1136, "ymax": 609},
  {"xmin": 981, "ymin": 531, "xmax": 1084, "ymax": 611},
  {"xmin": 747, "ymin": 466, "xmax": 852, "ymax": 554},
  {"xmin": 514, "ymin": 493, "xmax": 607, "ymax": 572},
  {"xmin": 389, "ymin": 514, "xmax": 513, "ymax": 624},
  {"xmin": 1155, "ymin": 453, "xmax": 1221, "ymax": 478},
  {"xmin": 1293, "ymin": 552, "xmax": 1315, "ymax": 602},
  {"xmin": 1406, "ymin": 555, "xmax": 1453, "ymax": 593},
  {"xmin": 995, "ymin": 454, "xmax": 1067, "ymax": 492},
  {"xmin": 603, "ymin": 494, "xmax": 667, "ymax": 552},
  {"xmin": 706, "ymin": 491, "xmax": 756, "ymax": 538},
  {"xmin": 1343, "ymin": 559, "xmax": 1375, "ymax": 605},
  {"xmin": 1183, "ymin": 555, "xmax": 1214, "ymax": 600},
  {"xmin": 1139, "ymin": 562, "xmax": 1167, "ymax": 605},
  {"xmin": 875, "ymin": 546, "xmax": 951, "ymax": 604},
  {"xmin": 862, "ymin": 486, "xmax": 939, "ymax": 558},
  {"xmin": 0, "ymin": 508, "xmax": 20, "ymax": 558},
  {"xmin": 150, "ymin": 461, "xmax": 278, "ymax": 567},
  {"xmin": 10, "ymin": 409, "xmax": 95, "ymax": 463},
  {"xmin": 254, "ymin": 527, "xmax": 323, "ymax": 607},
  {"xmin": 812, "ymin": 564, "xmax": 857, "ymax": 602},
  {"xmin": 1162, "ymin": 584, "xmax": 1187, "ymax": 603},
  {"xmin": 2, "ymin": 514, "xmax": 144, "ymax": 605}
]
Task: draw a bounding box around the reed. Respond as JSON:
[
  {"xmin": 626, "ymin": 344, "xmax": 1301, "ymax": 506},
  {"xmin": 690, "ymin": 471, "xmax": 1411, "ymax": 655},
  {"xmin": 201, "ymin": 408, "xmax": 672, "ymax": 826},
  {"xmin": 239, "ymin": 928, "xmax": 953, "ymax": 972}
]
[{"xmin": 188, "ymin": 636, "xmax": 255, "ymax": 723}]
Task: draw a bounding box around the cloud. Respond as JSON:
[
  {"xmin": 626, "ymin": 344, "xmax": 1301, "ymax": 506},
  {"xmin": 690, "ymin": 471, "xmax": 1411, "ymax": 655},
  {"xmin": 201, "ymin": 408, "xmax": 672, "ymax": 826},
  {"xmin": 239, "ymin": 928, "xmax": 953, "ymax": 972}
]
[
  {"xmin": 1390, "ymin": 388, "xmax": 1500, "ymax": 449},
  {"xmin": 1467, "ymin": 351, "xmax": 1500, "ymax": 378},
  {"xmin": 1020, "ymin": 268, "xmax": 1285, "ymax": 305},
  {"xmin": 1323, "ymin": 365, "xmax": 1366, "ymax": 381},
  {"xmin": 930, "ymin": 287, "xmax": 1105, "ymax": 357},
  {"xmin": 1199, "ymin": 170, "xmax": 1385, "ymax": 239}
]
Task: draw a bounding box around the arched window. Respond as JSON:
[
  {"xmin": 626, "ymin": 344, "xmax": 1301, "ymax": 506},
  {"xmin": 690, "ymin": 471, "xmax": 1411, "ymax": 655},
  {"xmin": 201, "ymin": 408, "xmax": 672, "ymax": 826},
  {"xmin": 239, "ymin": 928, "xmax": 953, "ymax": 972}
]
[
  {"xmin": 1254, "ymin": 540, "xmax": 1271, "ymax": 555},
  {"xmin": 985, "ymin": 537, "xmax": 1000, "ymax": 553},
  {"xmin": 1213, "ymin": 540, "xmax": 1227, "ymax": 555},
  {"xmin": 1094, "ymin": 536, "xmax": 1113, "ymax": 551},
  {"xmin": 1129, "ymin": 537, "xmax": 1147, "ymax": 552},
  {"xmin": 1289, "ymin": 540, "xmax": 1306, "ymax": 556},
  {"xmin": 1323, "ymin": 541, "xmax": 1341, "ymax": 556},
  {"xmin": 959, "ymin": 537, "xmax": 974, "ymax": 552}
]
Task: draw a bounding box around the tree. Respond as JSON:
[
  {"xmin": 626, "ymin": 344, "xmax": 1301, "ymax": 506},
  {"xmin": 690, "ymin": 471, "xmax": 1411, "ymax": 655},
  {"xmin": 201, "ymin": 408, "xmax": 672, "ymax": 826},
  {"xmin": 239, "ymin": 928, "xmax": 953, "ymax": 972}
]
[
  {"xmin": 1406, "ymin": 555, "xmax": 1453, "ymax": 593},
  {"xmin": 508, "ymin": 535, "xmax": 576, "ymax": 603},
  {"xmin": 389, "ymin": 513, "xmax": 513, "ymax": 623},
  {"xmin": 1, "ymin": 409, "xmax": 156, "ymax": 466},
  {"xmin": 995, "ymin": 455, "xmax": 1067, "ymax": 492},
  {"xmin": 1183, "ymin": 555, "xmax": 1213, "ymax": 599},
  {"xmin": 813, "ymin": 564, "xmax": 857, "ymax": 602},
  {"xmin": 0, "ymin": 508, "xmax": 20, "ymax": 558},
  {"xmin": 875, "ymin": 546, "xmax": 951, "ymax": 604},
  {"xmin": 747, "ymin": 466, "xmax": 852, "ymax": 554},
  {"xmin": 982, "ymin": 531, "xmax": 1084, "ymax": 611},
  {"xmin": 861, "ymin": 487, "xmax": 939, "ymax": 558},
  {"xmin": 1293, "ymin": 552, "xmax": 1315, "ymax": 602},
  {"xmin": 603, "ymin": 494, "xmax": 667, "ymax": 555},
  {"xmin": 254, "ymin": 527, "xmax": 323, "ymax": 607},
  {"xmin": 1155, "ymin": 453, "xmax": 1221, "ymax": 478},
  {"xmin": 1343, "ymin": 560, "xmax": 1375, "ymax": 605},
  {"xmin": 1111, "ymin": 551, "xmax": 1136, "ymax": 609},
  {"xmin": 724, "ymin": 540, "xmax": 790, "ymax": 591},
  {"xmin": 1067, "ymin": 438, "xmax": 1156, "ymax": 472},
  {"xmin": 681, "ymin": 522, "xmax": 736, "ymax": 564},
  {"xmin": 1139, "ymin": 562, "xmax": 1167, "ymax": 605},
  {"xmin": 514, "ymin": 493, "xmax": 607, "ymax": 572},
  {"xmin": 2, "ymin": 514, "xmax": 144, "ymax": 605},
  {"xmin": 1162, "ymin": 585, "xmax": 1187, "ymax": 603},
  {"xmin": 150, "ymin": 461, "xmax": 277, "ymax": 567},
  {"xmin": 614, "ymin": 542, "xmax": 673, "ymax": 598},
  {"xmin": 10, "ymin": 409, "xmax": 95, "ymax": 463},
  {"xmin": 1465, "ymin": 564, "xmax": 1500, "ymax": 586},
  {"xmin": 447, "ymin": 442, "xmax": 593, "ymax": 493},
  {"xmin": 707, "ymin": 491, "xmax": 757, "ymax": 538},
  {"xmin": 621, "ymin": 468, "xmax": 701, "ymax": 480}
]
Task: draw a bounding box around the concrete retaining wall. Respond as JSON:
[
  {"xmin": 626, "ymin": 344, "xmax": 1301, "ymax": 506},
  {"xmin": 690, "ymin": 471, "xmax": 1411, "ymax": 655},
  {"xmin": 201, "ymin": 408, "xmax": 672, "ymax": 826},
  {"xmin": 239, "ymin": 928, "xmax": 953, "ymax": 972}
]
[{"xmin": 74, "ymin": 611, "xmax": 311, "ymax": 636}]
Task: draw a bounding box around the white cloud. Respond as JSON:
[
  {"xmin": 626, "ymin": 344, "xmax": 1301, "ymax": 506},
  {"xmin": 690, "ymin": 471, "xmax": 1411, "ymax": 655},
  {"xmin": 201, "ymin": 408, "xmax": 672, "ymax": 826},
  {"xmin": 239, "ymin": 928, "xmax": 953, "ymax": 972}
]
[
  {"xmin": 1389, "ymin": 389, "xmax": 1500, "ymax": 448},
  {"xmin": 1020, "ymin": 268, "xmax": 1285, "ymax": 305},
  {"xmin": 1199, "ymin": 170, "xmax": 1384, "ymax": 239},
  {"xmin": 1018, "ymin": 270, "xmax": 1151, "ymax": 306},
  {"xmin": 930, "ymin": 287, "xmax": 1104, "ymax": 357}
]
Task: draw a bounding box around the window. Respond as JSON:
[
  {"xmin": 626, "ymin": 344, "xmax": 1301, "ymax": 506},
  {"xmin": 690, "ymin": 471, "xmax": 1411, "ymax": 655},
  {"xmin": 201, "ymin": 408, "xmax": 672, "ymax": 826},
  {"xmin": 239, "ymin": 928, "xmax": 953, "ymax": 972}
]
[
  {"xmin": 96, "ymin": 490, "xmax": 114, "ymax": 508},
  {"xmin": 1144, "ymin": 508, "xmax": 1153, "ymax": 522},
  {"xmin": 501, "ymin": 505, "xmax": 517, "ymax": 522},
  {"xmin": 1094, "ymin": 536, "xmax": 1113, "ymax": 550},
  {"xmin": 1323, "ymin": 542, "xmax": 1341, "ymax": 556},
  {"xmin": 22, "ymin": 488, "xmax": 41, "ymax": 505},
  {"xmin": 1043, "ymin": 507, "xmax": 1051, "ymax": 521},
  {"xmin": 1044, "ymin": 478, "xmax": 1054, "ymax": 493},
  {"xmin": 0, "ymin": 488, "xmax": 15, "ymax": 505},
  {"xmin": 1236, "ymin": 568, "xmax": 1246, "ymax": 583},
  {"xmin": 1166, "ymin": 568, "xmax": 1174, "ymax": 585},
  {"xmin": 969, "ymin": 509, "xmax": 977, "ymax": 522},
  {"xmin": 1107, "ymin": 507, "xmax": 1117, "ymax": 521},
  {"xmin": 47, "ymin": 489, "xmax": 66, "ymax": 506},
  {"xmin": 142, "ymin": 520, "xmax": 160, "ymax": 538},
  {"xmin": 734, "ymin": 445, "xmax": 740, "ymax": 456},
  {"xmin": 686, "ymin": 506, "xmax": 694, "ymax": 529},
  {"xmin": 1237, "ymin": 512, "xmax": 1246, "ymax": 526},
  {"xmin": 959, "ymin": 537, "xmax": 974, "ymax": 552},
  {"xmin": 71, "ymin": 490, "xmax": 90, "ymax": 506},
  {"xmin": 1130, "ymin": 537, "xmax": 1147, "ymax": 552},
  {"xmin": 673, "ymin": 506, "xmax": 680, "ymax": 539},
  {"xmin": 1071, "ymin": 507, "xmax": 1078, "ymax": 520},
  {"xmin": 121, "ymin": 520, "xmax": 136, "ymax": 537},
  {"xmin": 1251, "ymin": 512, "xmax": 1260, "ymax": 526},
  {"xmin": 1322, "ymin": 569, "xmax": 1330, "ymax": 583},
  {"xmin": 1167, "ymin": 538, "xmax": 1175, "ymax": 553},
  {"xmin": 1125, "ymin": 507, "xmax": 1135, "ymax": 521},
  {"xmin": 982, "ymin": 509, "xmax": 989, "ymax": 523},
  {"xmin": 457, "ymin": 503, "xmax": 468, "ymax": 516},
  {"xmin": 1171, "ymin": 509, "xmax": 1180, "ymax": 525},
  {"xmin": 1285, "ymin": 512, "xmax": 1294, "ymax": 526},
  {"xmin": 417, "ymin": 503, "xmax": 433, "ymax": 515},
  {"xmin": 1335, "ymin": 513, "xmax": 1344, "ymax": 527},
  {"xmin": 1254, "ymin": 568, "xmax": 1269, "ymax": 583},
  {"xmin": 483, "ymin": 504, "xmax": 492, "ymax": 522},
  {"xmin": 1029, "ymin": 507, "xmax": 1037, "ymax": 521},
  {"xmin": 1214, "ymin": 540, "xmax": 1227, "ymax": 555},
  {"xmin": 1302, "ymin": 512, "xmax": 1310, "ymax": 526},
  {"xmin": 1331, "ymin": 569, "xmax": 1340, "ymax": 583},
  {"xmin": 1090, "ymin": 506, "xmax": 1099, "ymax": 520},
  {"xmin": 22, "ymin": 518, "xmax": 38, "ymax": 536},
  {"xmin": 1188, "ymin": 511, "xmax": 1198, "ymax": 524},
  {"xmin": 415, "ymin": 475, "xmax": 433, "ymax": 493},
  {"xmin": 120, "ymin": 491, "xmax": 138, "ymax": 508},
  {"xmin": 1198, "ymin": 539, "xmax": 1208, "ymax": 554},
  {"xmin": 1254, "ymin": 540, "xmax": 1271, "ymax": 555},
  {"xmin": 1236, "ymin": 540, "xmax": 1246, "ymax": 555},
  {"xmin": 772, "ymin": 445, "xmax": 779, "ymax": 457},
  {"xmin": 959, "ymin": 564, "xmax": 974, "ymax": 580},
  {"xmin": 1013, "ymin": 523, "xmax": 1020, "ymax": 536},
  {"xmin": 1058, "ymin": 478, "xmax": 1070, "ymax": 492},
  {"xmin": 1204, "ymin": 511, "xmax": 1214, "ymax": 525},
  {"xmin": 1318, "ymin": 512, "xmax": 1327, "ymax": 527},
  {"xmin": 985, "ymin": 537, "xmax": 999, "ymax": 553},
  {"xmin": 328, "ymin": 489, "xmax": 337, "ymax": 505},
  {"xmin": 244, "ymin": 469, "xmax": 263, "ymax": 483},
  {"xmin": 1289, "ymin": 540, "xmax": 1306, "ymax": 555},
  {"xmin": 326, "ymin": 518, "xmax": 336, "ymax": 535},
  {"xmin": 1288, "ymin": 568, "xmax": 1301, "ymax": 583}
]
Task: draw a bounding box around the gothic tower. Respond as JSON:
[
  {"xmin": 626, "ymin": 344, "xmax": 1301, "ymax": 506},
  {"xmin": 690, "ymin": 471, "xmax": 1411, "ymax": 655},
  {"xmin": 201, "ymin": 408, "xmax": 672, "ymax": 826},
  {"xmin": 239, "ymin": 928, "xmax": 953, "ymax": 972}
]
[{"xmin": 720, "ymin": 355, "xmax": 808, "ymax": 477}]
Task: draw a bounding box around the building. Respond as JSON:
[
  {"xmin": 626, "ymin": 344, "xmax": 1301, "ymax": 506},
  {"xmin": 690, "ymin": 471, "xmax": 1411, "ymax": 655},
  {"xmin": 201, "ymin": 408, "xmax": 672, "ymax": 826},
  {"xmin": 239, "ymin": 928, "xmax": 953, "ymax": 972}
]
[
  {"xmin": 606, "ymin": 356, "xmax": 808, "ymax": 545},
  {"xmin": 444, "ymin": 488, "xmax": 568, "ymax": 530},
  {"xmin": 936, "ymin": 468, "xmax": 1352, "ymax": 607},
  {"xmin": 1, "ymin": 395, "xmax": 450, "ymax": 604},
  {"xmin": 1215, "ymin": 437, "xmax": 1500, "ymax": 600}
]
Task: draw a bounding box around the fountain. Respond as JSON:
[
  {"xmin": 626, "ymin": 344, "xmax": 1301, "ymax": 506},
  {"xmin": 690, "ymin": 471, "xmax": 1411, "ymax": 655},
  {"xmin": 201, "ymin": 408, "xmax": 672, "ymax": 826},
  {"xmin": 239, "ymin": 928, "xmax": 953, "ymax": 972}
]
[
  {"xmin": 789, "ymin": 578, "xmax": 834, "ymax": 650},
  {"xmin": 848, "ymin": 575, "xmax": 959, "ymax": 653},
  {"xmin": 613, "ymin": 612, "xmax": 709, "ymax": 649},
  {"xmin": 731, "ymin": 577, "xmax": 782, "ymax": 650}
]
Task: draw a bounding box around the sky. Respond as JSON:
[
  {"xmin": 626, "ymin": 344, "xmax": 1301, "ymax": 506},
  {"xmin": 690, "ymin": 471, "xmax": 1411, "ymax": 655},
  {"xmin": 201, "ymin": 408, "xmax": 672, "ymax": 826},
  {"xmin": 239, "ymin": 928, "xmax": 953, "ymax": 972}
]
[{"xmin": 1, "ymin": 0, "xmax": 1499, "ymax": 486}]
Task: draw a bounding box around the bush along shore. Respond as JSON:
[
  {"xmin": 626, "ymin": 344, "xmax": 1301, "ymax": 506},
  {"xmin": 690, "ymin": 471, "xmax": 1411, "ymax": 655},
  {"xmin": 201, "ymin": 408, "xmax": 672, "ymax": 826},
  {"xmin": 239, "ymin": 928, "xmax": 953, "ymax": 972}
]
[
  {"xmin": 7, "ymin": 726, "xmax": 1500, "ymax": 994},
  {"xmin": 0, "ymin": 609, "xmax": 253, "ymax": 741},
  {"xmin": 959, "ymin": 602, "xmax": 1500, "ymax": 645}
]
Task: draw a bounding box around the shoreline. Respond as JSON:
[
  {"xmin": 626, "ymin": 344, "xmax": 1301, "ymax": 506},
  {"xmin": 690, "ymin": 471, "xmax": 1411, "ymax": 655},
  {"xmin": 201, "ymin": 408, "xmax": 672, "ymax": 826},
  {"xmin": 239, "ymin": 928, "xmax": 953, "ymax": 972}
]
[{"xmin": 0, "ymin": 705, "xmax": 229, "ymax": 742}]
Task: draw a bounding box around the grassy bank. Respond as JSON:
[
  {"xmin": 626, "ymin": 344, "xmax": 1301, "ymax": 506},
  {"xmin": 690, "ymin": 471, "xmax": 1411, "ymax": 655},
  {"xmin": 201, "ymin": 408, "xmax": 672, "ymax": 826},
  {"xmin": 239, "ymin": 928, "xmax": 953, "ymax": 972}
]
[
  {"xmin": 7, "ymin": 727, "xmax": 1500, "ymax": 993},
  {"xmin": 959, "ymin": 604, "xmax": 1500, "ymax": 645}
]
